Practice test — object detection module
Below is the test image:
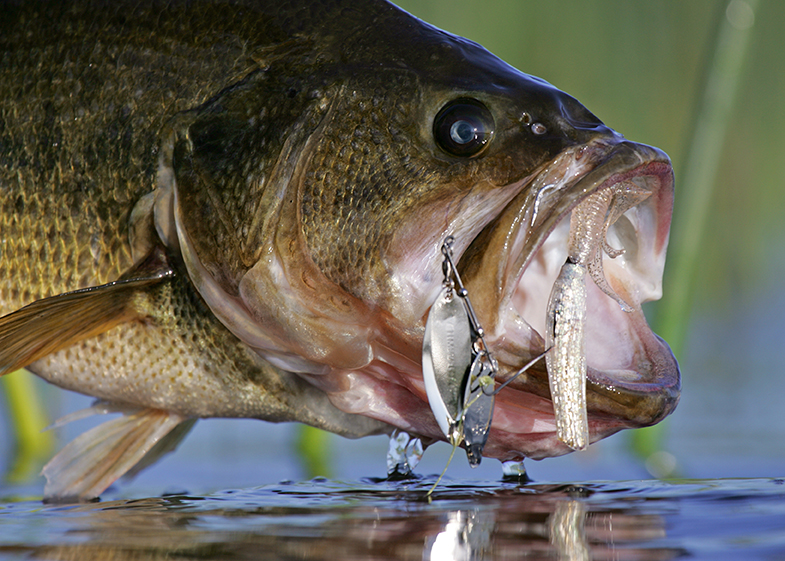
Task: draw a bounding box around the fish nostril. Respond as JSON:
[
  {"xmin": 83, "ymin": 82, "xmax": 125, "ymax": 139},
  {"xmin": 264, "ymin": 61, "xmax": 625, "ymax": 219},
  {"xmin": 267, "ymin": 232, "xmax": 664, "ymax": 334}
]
[
  {"xmin": 518, "ymin": 112, "xmax": 547, "ymax": 135},
  {"xmin": 531, "ymin": 122, "xmax": 547, "ymax": 135}
]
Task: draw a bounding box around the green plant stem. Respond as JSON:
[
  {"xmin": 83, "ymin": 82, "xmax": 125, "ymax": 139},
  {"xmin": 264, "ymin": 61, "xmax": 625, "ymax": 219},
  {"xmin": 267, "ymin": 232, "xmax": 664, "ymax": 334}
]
[
  {"xmin": 295, "ymin": 425, "xmax": 332, "ymax": 479},
  {"xmin": 631, "ymin": 0, "xmax": 760, "ymax": 466},
  {"xmin": 656, "ymin": 0, "xmax": 760, "ymax": 356},
  {"xmin": 1, "ymin": 370, "xmax": 54, "ymax": 483}
]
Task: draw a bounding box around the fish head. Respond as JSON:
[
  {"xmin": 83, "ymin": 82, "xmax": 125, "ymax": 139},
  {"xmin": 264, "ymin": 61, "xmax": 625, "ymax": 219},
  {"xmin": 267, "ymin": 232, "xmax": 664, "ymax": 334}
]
[{"xmin": 155, "ymin": 2, "xmax": 679, "ymax": 460}]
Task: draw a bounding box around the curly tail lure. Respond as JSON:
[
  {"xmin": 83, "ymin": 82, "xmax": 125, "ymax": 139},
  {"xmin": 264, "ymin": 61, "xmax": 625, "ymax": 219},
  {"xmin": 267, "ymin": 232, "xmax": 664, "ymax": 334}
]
[{"xmin": 546, "ymin": 186, "xmax": 642, "ymax": 450}]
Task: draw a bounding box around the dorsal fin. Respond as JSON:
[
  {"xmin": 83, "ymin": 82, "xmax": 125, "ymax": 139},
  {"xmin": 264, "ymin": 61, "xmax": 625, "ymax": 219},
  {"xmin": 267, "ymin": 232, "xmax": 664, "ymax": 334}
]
[{"xmin": 0, "ymin": 247, "xmax": 173, "ymax": 376}]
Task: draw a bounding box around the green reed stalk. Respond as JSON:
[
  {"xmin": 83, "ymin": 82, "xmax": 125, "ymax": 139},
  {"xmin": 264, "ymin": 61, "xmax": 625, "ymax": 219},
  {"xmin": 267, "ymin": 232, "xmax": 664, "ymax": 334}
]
[
  {"xmin": 1, "ymin": 370, "xmax": 54, "ymax": 483},
  {"xmin": 295, "ymin": 425, "xmax": 333, "ymax": 479},
  {"xmin": 631, "ymin": 0, "xmax": 760, "ymax": 474}
]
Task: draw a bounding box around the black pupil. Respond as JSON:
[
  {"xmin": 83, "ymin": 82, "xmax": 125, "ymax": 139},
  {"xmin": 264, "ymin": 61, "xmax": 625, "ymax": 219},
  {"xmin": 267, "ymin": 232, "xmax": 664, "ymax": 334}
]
[{"xmin": 433, "ymin": 98, "xmax": 494, "ymax": 157}]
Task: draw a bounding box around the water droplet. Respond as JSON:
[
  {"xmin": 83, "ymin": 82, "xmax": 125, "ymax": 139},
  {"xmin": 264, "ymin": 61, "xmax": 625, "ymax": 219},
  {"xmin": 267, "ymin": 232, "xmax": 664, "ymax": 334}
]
[
  {"xmin": 386, "ymin": 430, "xmax": 423, "ymax": 477},
  {"xmin": 501, "ymin": 459, "xmax": 529, "ymax": 481}
]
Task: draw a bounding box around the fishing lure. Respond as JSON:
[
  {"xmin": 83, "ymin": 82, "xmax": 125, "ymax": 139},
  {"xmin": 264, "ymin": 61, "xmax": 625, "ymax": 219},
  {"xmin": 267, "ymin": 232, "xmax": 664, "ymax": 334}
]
[
  {"xmin": 544, "ymin": 185, "xmax": 644, "ymax": 451},
  {"xmin": 545, "ymin": 258, "xmax": 589, "ymax": 450},
  {"xmin": 422, "ymin": 237, "xmax": 550, "ymax": 479},
  {"xmin": 422, "ymin": 237, "xmax": 497, "ymax": 466}
]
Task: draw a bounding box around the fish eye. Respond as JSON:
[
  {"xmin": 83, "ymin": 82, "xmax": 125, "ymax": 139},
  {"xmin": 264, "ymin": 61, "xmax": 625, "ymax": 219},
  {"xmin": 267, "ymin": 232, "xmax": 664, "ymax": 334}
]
[{"xmin": 433, "ymin": 98, "xmax": 494, "ymax": 157}]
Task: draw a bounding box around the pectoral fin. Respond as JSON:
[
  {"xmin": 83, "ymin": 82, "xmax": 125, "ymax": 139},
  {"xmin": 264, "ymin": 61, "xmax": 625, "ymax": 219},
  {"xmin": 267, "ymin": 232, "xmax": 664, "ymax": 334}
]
[
  {"xmin": 0, "ymin": 248, "xmax": 173, "ymax": 376},
  {"xmin": 42, "ymin": 403, "xmax": 193, "ymax": 502}
]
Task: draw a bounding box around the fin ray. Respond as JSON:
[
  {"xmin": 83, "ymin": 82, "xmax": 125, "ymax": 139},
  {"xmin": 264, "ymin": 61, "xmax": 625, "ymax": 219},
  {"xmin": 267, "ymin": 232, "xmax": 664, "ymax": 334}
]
[
  {"xmin": 123, "ymin": 418, "xmax": 197, "ymax": 480},
  {"xmin": 42, "ymin": 407, "xmax": 189, "ymax": 502}
]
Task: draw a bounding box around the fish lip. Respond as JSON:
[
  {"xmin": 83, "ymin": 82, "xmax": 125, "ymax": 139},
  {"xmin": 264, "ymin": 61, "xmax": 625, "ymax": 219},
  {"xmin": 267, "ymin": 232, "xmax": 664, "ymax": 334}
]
[{"xmin": 460, "ymin": 137, "xmax": 679, "ymax": 437}]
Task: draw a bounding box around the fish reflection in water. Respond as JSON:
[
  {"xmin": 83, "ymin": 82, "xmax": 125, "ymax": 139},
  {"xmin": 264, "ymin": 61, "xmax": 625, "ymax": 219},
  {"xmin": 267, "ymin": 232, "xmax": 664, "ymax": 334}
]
[
  {"xmin": 423, "ymin": 491, "xmax": 670, "ymax": 561},
  {"xmin": 3, "ymin": 480, "xmax": 682, "ymax": 561}
]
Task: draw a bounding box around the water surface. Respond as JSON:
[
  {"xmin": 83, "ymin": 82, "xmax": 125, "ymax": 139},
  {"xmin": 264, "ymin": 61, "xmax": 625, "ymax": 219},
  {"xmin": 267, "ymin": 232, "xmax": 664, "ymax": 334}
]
[{"xmin": 1, "ymin": 477, "xmax": 783, "ymax": 560}]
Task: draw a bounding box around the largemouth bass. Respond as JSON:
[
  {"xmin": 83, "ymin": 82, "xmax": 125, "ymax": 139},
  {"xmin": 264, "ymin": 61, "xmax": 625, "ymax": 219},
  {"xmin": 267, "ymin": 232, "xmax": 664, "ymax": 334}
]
[{"xmin": 0, "ymin": 0, "xmax": 680, "ymax": 501}]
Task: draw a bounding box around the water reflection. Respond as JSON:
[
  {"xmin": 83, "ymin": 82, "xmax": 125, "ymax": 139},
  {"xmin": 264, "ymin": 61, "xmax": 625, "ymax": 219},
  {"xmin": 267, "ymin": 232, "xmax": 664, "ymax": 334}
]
[
  {"xmin": 0, "ymin": 479, "xmax": 699, "ymax": 561},
  {"xmin": 424, "ymin": 509, "xmax": 494, "ymax": 560},
  {"xmin": 548, "ymin": 501, "xmax": 589, "ymax": 561}
]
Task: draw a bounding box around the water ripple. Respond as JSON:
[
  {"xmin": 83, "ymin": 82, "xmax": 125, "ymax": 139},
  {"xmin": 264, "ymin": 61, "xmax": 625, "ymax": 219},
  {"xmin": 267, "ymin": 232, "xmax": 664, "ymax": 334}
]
[{"xmin": 0, "ymin": 478, "xmax": 783, "ymax": 560}]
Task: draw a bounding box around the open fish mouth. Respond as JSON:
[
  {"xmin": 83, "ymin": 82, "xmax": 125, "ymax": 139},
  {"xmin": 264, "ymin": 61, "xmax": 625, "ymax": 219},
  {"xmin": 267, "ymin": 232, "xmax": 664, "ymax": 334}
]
[{"xmin": 448, "ymin": 137, "xmax": 679, "ymax": 461}]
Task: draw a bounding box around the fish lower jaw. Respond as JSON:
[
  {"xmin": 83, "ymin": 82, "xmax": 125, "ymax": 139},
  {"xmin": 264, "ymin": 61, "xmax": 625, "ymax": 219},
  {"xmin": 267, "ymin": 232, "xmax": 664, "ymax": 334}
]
[{"xmin": 319, "ymin": 359, "xmax": 612, "ymax": 461}]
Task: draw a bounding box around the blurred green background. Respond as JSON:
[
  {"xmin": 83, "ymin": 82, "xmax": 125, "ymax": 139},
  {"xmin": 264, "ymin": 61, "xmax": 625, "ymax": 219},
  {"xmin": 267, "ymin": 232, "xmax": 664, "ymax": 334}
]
[
  {"xmin": 392, "ymin": 0, "xmax": 784, "ymax": 312},
  {"xmin": 2, "ymin": 0, "xmax": 783, "ymax": 493}
]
